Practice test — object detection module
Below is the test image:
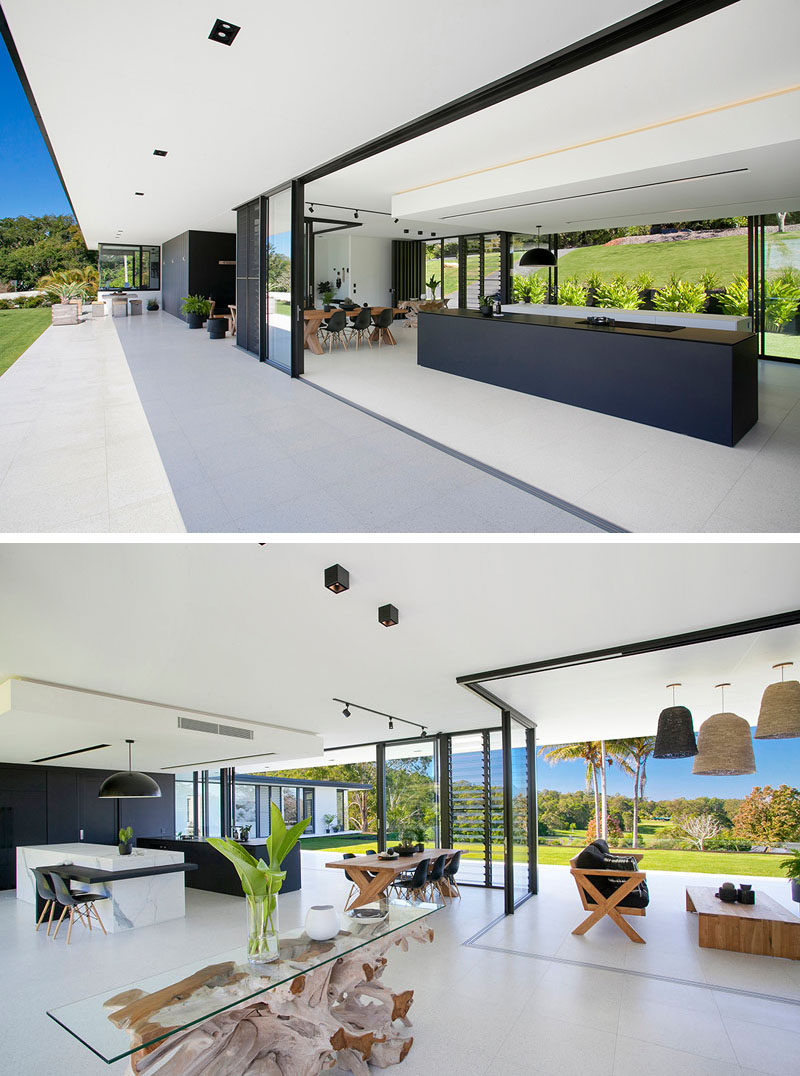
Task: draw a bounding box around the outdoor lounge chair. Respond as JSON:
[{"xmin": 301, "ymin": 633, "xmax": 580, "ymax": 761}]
[{"xmin": 569, "ymin": 839, "xmax": 649, "ymax": 944}]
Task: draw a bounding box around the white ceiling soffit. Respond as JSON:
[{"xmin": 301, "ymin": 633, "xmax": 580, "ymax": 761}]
[
  {"xmin": 0, "ymin": 678, "xmax": 323, "ymax": 773},
  {"xmin": 0, "ymin": 543, "xmax": 799, "ymax": 758},
  {"xmin": 310, "ymin": 0, "xmax": 800, "ymax": 234},
  {"xmin": 486, "ymin": 622, "xmax": 800, "ymax": 746},
  {"xmin": 1, "ymin": 0, "xmax": 646, "ymax": 247}
]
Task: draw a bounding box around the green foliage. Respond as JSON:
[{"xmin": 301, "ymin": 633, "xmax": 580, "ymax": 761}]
[
  {"xmin": 716, "ymin": 273, "xmax": 749, "ymax": 316},
  {"xmin": 316, "ymin": 280, "xmax": 333, "ymax": 296},
  {"xmin": 765, "ymin": 274, "xmax": 800, "ymax": 330},
  {"xmin": 699, "ymin": 269, "xmax": 721, "ymax": 290},
  {"xmin": 267, "ymin": 243, "xmax": 290, "ymax": 292},
  {"xmin": 512, "ymin": 274, "xmax": 547, "ymax": 303},
  {"xmin": 425, "ymin": 274, "xmax": 440, "ymax": 297},
  {"xmin": 733, "ymin": 785, "xmax": 800, "ymax": 848},
  {"xmin": 207, "ymin": 803, "xmax": 311, "ymax": 901},
  {"xmin": 0, "ymin": 298, "xmax": 14, "ymax": 310},
  {"xmin": 24, "ymin": 295, "xmax": 47, "ymax": 307},
  {"xmin": 180, "ymin": 294, "xmax": 212, "ymax": 316},
  {"xmin": 477, "ymin": 295, "xmax": 492, "ymax": 307},
  {"xmin": 634, "ymin": 270, "xmax": 655, "ymax": 290},
  {"xmin": 557, "ymin": 276, "xmax": 587, "ymax": 306},
  {"xmin": 780, "ymin": 849, "xmax": 800, "ymax": 882},
  {"xmin": 119, "ymin": 826, "xmax": 133, "ymax": 843},
  {"xmin": 0, "ymin": 214, "xmax": 95, "ymax": 290},
  {"xmin": 593, "ymin": 277, "xmax": 642, "ymax": 309},
  {"xmin": 0, "ymin": 308, "xmax": 51, "ymax": 375},
  {"xmin": 652, "ymin": 277, "xmax": 707, "ymax": 312},
  {"xmin": 38, "ymin": 268, "xmax": 95, "ymax": 302},
  {"xmin": 584, "ymin": 271, "xmax": 603, "ymax": 289}
]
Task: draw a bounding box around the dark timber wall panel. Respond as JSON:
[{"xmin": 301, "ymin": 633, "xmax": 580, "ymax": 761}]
[
  {"xmin": 162, "ymin": 231, "xmax": 189, "ymax": 320},
  {"xmin": 0, "ymin": 763, "xmax": 175, "ymax": 889},
  {"xmin": 188, "ymin": 231, "xmax": 236, "ymax": 314},
  {"xmin": 236, "ymin": 199, "xmax": 262, "ymax": 355},
  {"xmin": 391, "ymin": 240, "xmax": 424, "ymax": 303}
]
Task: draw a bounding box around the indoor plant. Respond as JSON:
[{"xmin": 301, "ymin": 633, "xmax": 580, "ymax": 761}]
[
  {"xmin": 146, "ymin": 298, "xmax": 159, "ymax": 311},
  {"xmin": 208, "ymin": 804, "xmax": 310, "ymax": 964},
  {"xmin": 780, "ymin": 849, "xmax": 800, "ymax": 904},
  {"xmin": 426, "ymin": 274, "xmax": 440, "ymax": 300},
  {"xmin": 478, "ymin": 294, "xmax": 493, "ymax": 317},
  {"xmin": 118, "ymin": 826, "xmax": 134, "ymax": 856},
  {"xmin": 180, "ymin": 294, "xmax": 211, "ymax": 328}
]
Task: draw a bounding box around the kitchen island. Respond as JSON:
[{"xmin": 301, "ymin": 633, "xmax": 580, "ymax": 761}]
[
  {"xmin": 418, "ymin": 308, "xmax": 758, "ymax": 446},
  {"xmin": 16, "ymin": 843, "xmax": 188, "ymax": 932}
]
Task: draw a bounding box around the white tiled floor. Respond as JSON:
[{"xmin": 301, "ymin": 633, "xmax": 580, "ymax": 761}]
[
  {"xmin": 303, "ymin": 329, "xmax": 800, "ymax": 532},
  {"xmin": 2, "ymin": 857, "xmax": 798, "ymax": 1075}
]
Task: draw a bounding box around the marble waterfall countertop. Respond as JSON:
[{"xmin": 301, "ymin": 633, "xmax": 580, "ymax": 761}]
[{"xmin": 16, "ymin": 843, "xmax": 186, "ymax": 932}]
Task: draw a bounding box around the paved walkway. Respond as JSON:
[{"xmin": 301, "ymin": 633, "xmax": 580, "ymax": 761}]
[
  {"xmin": 0, "ymin": 315, "xmax": 183, "ymax": 532},
  {"xmin": 110, "ymin": 312, "xmax": 603, "ymax": 532}
]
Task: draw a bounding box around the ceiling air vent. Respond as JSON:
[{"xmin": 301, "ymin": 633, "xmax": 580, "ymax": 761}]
[{"xmin": 177, "ymin": 716, "xmax": 254, "ymax": 740}]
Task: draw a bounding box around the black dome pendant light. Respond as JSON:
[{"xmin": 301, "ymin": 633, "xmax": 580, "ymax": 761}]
[
  {"xmin": 99, "ymin": 739, "xmax": 161, "ymax": 798},
  {"xmin": 518, "ymin": 225, "xmax": 556, "ymax": 267}
]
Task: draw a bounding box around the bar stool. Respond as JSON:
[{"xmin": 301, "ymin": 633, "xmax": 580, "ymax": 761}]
[
  {"xmin": 49, "ymin": 871, "xmax": 109, "ymax": 944},
  {"xmin": 33, "ymin": 868, "xmax": 62, "ymax": 936}
]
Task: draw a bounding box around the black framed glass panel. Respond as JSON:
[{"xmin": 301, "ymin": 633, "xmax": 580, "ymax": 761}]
[
  {"xmin": 98, "ymin": 244, "xmax": 160, "ymax": 290},
  {"xmin": 266, "ymin": 187, "xmax": 293, "ymax": 371}
]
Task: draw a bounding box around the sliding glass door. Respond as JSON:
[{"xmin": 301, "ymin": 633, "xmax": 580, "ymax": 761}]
[
  {"xmin": 384, "ymin": 739, "xmax": 440, "ymax": 848},
  {"xmin": 265, "ymin": 187, "xmax": 293, "ymax": 372}
]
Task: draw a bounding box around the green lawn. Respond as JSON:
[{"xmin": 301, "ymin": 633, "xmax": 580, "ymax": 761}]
[{"xmin": 0, "ymin": 307, "xmax": 51, "ymax": 376}]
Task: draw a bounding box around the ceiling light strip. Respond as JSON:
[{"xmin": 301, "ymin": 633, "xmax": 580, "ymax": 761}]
[
  {"xmin": 439, "ymin": 168, "xmax": 749, "ymax": 220},
  {"xmin": 331, "ymin": 698, "xmax": 428, "ymax": 736},
  {"xmin": 31, "ymin": 744, "xmax": 111, "ymax": 763},
  {"xmin": 160, "ymin": 751, "xmax": 276, "ymax": 771},
  {"xmin": 394, "ymin": 84, "xmax": 800, "ymax": 198}
]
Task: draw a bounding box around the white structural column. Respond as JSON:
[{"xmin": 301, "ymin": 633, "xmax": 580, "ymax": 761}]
[{"xmin": 16, "ymin": 843, "xmax": 186, "ymax": 933}]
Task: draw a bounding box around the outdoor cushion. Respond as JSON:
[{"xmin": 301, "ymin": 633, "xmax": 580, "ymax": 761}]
[
  {"xmin": 585, "ymin": 877, "xmax": 650, "ymax": 909},
  {"xmin": 574, "ymin": 842, "xmax": 609, "ymax": 871}
]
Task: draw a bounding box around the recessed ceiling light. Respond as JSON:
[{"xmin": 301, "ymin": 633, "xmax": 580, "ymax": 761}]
[
  {"xmin": 153, "ymin": 149, "xmax": 168, "ymax": 157},
  {"xmin": 134, "ymin": 192, "xmax": 144, "ymax": 196},
  {"xmin": 209, "ymin": 18, "xmax": 240, "ymax": 45}
]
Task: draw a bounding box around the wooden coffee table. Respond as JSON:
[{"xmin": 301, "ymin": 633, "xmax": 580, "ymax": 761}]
[{"xmin": 686, "ymin": 885, "xmax": 800, "ymax": 959}]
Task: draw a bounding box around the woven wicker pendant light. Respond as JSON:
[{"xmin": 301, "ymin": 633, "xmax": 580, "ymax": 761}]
[
  {"xmin": 755, "ymin": 662, "xmax": 800, "ymax": 739},
  {"xmin": 654, "ymin": 682, "xmax": 697, "ymax": 758},
  {"xmin": 692, "ymin": 683, "xmax": 755, "ymax": 776}
]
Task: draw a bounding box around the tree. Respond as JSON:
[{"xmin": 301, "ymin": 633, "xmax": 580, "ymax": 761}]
[
  {"xmin": 733, "ymin": 785, "xmax": 800, "ymax": 849},
  {"xmin": 777, "ymin": 212, "xmax": 787, "ymax": 233},
  {"xmin": 0, "ymin": 214, "xmax": 94, "ymax": 290},
  {"xmin": 679, "ymin": 813, "xmax": 721, "ymax": 851},
  {"xmin": 586, "ymin": 814, "xmax": 623, "ymax": 844},
  {"xmin": 264, "ymin": 763, "xmax": 377, "ymax": 833},
  {"xmin": 538, "ymin": 742, "xmax": 603, "ymax": 833},
  {"xmin": 267, "ymin": 243, "xmax": 290, "ymax": 292},
  {"xmin": 606, "ymin": 737, "xmax": 655, "ymax": 848}
]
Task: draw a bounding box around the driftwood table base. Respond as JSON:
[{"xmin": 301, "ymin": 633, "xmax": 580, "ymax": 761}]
[{"xmin": 109, "ymin": 923, "xmax": 434, "ymax": 1076}]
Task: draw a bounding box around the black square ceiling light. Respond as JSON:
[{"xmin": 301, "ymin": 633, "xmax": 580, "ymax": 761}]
[
  {"xmin": 209, "ymin": 18, "xmax": 241, "ymax": 45},
  {"xmin": 153, "ymin": 149, "xmax": 168, "ymax": 157}
]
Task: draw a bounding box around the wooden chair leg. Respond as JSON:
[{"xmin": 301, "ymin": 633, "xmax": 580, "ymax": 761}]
[
  {"xmin": 52, "ymin": 905, "xmax": 68, "ymax": 940},
  {"xmin": 36, "ymin": 900, "xmax": 52, "ymax": 931},
  {"xmin": 90, "ymin": 903, "xmax": 108, "ymax": 935},
  {"xmin": 47, "ymin": 900, "xmax": 57, "ymax": 936},
  {"xmin": 607, "ymin": 908, "xmax": 645, "ymax": 944},
  {"xmin": 66, "ymin": 908, "xmax": 75, "ymax": 945}
]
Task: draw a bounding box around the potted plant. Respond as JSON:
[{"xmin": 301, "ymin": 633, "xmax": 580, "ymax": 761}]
[
  {"xmin": 478, "ymin": 294, "xmax": 493, "ymax": 317},
  {"xmin": 780, "ymin": 849, "xmax": 800, "ymax": 904},
  {"xmin": 208, "ymin": 804, "xmax": 310, "ymax": 964},
  {"xmin": 118, "ymin": 826, "xmax": 134, "ymax": 856},
  {"xmin": 426, "ymin": 275, "xmax": 440, "ymax": 300},
  {"xmin": 180, "ymin": 294, "xmax": 212, "ymax": 328},
  {"xmin": 239, "ymin": 824, "xmax": 251, "ymax": 842},
  {"xmin": 317, "ymin": 281, "xmax": 334, "ymax": 311},
  {"xmin": 146, "ymin": 298, "xmax": 159, "ymax": 311},
  {"xmin": 323, "ymin": 812, "xmax": 335, "ymax": 834}
]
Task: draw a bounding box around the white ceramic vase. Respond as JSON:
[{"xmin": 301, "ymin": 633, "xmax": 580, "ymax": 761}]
[{"xmin": 305, "ymin": 904, "xmax": 339, "ymax": 941}]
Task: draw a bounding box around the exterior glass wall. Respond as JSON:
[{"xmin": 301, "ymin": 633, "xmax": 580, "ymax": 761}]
[
  {"xmin": 98, "ymin": 243, "xmax": 160, "ymax": 290},
  {"xmin": 266, "ymin": 187, "xmax": 293, "ymax": 371},
  {"xmin": 763, "ymin": 214, "xmax": 800, "ymax": 361},
  {"xmin": 384, "ymin": 740, "xmax": 439, "ymax": 847},
  {"xmin": 510, "ymin": 721, "xmax": 531, "ymax": 905}
]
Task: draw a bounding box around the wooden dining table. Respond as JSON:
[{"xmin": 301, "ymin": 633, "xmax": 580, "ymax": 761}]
[
  {"xmin": 303, "ymin": 307, "xmax": 401, "ymax": 354},
  {"xmin": 326, "ymin": 848, "xmax": 457, "ymax": 911}
]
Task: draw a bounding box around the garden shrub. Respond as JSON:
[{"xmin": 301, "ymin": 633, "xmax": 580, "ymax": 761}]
[
  {"xmin": 652, "ymin": 277, "xmax": 706, "ymax": 312},
  {"xmin": 765, "ymin": 275, "xmax": 800, "ymax": 330},
  {"xmin": 512, "ymin": 274, "xmax": 547, "ymax": 304},
  {"xmin": 24, "ymin": 295, "xmax": 46, "ymax": 308},
  {"xmin": 0, "ymin": 298, "xmax": 16, "ymax": 309},
  {"xmin": 634, "ymin": 270, "xmax": 655, "ymax": 291},
  {"xmin": 593, "ymin": 277, "xmax": 642, "ymax": 310},
  {"xmin": 699, "ymin": 269, "xmax": 721, "ymax": 290},
  {"xmin": 717, "ymin": 273, "xmax": 749, "ymax": 317},
  {"xmin": 557, "ymin": 276, "xmax": 587, "ymax": 306}
]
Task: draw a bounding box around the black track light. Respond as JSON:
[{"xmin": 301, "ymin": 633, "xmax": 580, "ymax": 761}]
[
  {"xmin": 342, "ymin": 703, "xmax": 351, "ymax": 718},
  {"xmin": 309, "ymin": 204, "xmax": 314, "ymax": 213},
  {"xmin": 378, "ymin": 604, "xmax": 399, "ymax": 627},
  {"xmin": 354, "ymin": 210, "xmax": 359, "ymax": 219},
  {"xmin": 389, "ymin": 717, "xmax": 394, "ymax": 730},
  {"xmin": 393, "ymin": 218, "xmax": 398, "ymax": 224},
  {"xmin": 324, "ymin": 564, "xmax": 349, "ymax": 594},
  {"xmin": 422, "ymin": 728, "xmax": 428, "ymax": 737}
]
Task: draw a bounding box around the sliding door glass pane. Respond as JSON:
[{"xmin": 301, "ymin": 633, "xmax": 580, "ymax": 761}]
[
  {"xmin": 510, "ymin": 723, "xmax": 530, "ymax": 904},
  {"xmin": 282, "ymin": 787, "xmax": 298, "ymax": 824},
  {"xmin": 464, "ymin": 236, "xmax": 482, "ymax": 308},
  {"xmin": 206, "ymin": 772, "xmax": 222, "ymax": 838},
  {"xmin": 450, "ymin": 733, "xmax": 490, "ymax": 885},
  {"xmin": 266, "ymin": 188, "xmax": 293, "ymax": 370},
  {"xmin": 764, "ymin": 215, "xmax": 800, "ymax": 360},
  {"xmin": 442, "ymin": 239, "xmax": 459, "ymax": 304},
  {"xmin": 175, "ymin": 777, "xmax": 195, "ymax": 837},
  {"xmin": 488, "ymin": 730, "xmax": 504, "ymax": 886},
  {"xmin": 385, "ymin": 740, "xmax": 439, "ymax": 847},
  {"xmin": 234, "ymin": 781, "xmax": 256, "ymax": 834},
  {"xmin": 482, "ymin": 234, "xmax": 501, "ymax": 300}
]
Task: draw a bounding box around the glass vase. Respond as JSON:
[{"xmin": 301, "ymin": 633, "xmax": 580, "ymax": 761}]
[{"xmin": 246, "ymin": 893, "xmax": 279, "ymax": 964}]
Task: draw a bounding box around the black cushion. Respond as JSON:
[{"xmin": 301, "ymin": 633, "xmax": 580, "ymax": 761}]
[
  {"xmin": 574, "ymin": 842, "xmax": 609, "ymax": 871},
  {"xmin": 592, "ymin": 839, "xmax": 610, "ymax": 854},
  {"xmin": 585, "ymin": 878, "xmax": 650, "ymax": 909}
]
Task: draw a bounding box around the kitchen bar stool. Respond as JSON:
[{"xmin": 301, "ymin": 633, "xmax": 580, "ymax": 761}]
[
  {"xmin": 33, "ymin": 868, "xmax": 62, "ymax": 936},
  {"xmin": 49, "ymin": 871, "xmax": 109, "ymax": 944}
]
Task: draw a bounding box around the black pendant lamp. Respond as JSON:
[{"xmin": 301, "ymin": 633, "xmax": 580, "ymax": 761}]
[
  {"xmin": 518, "ymin": 225, "xmax": 556, "ymax": 268},
  {"xmin": 99, "ymin": 739, "xmax": 161, "ymax": 798},
  {"xmin": 653, "ymin": 683, "xmax": 697, "ymax": 758}
]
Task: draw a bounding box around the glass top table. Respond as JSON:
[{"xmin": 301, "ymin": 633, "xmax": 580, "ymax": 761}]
[{"xmin": 48, "ymin": 898, "xmax": 441, "ymax": 1064}]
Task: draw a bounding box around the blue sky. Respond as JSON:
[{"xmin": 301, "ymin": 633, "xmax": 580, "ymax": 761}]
[
  {"xmin": 0, "ymin": 36, "xmax": 71, "ymax": 218},
  {"xmin": 535, "ymin": 733, "xmax": 800, "ymax": 800}
]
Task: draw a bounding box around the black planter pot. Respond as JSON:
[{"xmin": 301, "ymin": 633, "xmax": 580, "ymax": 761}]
[
  {"xmin": 638, "ymin": 288, "xmax": 656, "ymax": 310},
  {"xmin": 479, "ymin": 304, "xmax": 493, "ymax": 317},
  {"xmin": 585, "ymin": 288, "xmax": 598, "ymax": 307},
  {"xmin": 792, "ymin": 879, "xmax": 800, "ymax": 904},
  {"xmin": 207, "ymin": 317, "xmax": 226, "ymax": 339},
  {"xmin": 119, "ymin": 840, "xmax": 132, "ymax": 856},
  {"xmin": 187, "ymin": 312, "xmax": 204, "ymax": 329},
  {"xmin": 322, "ymin": 304, "xmax": 331, "ymax": 312}
]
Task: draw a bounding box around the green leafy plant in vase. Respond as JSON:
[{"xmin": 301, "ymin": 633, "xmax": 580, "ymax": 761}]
[
  {"xmin": 780, "ymin": 849, "xmax": 800, "ymax": 904},
  {"xmin": 208, "ymin": 804, "xmax": 310, "ymax": 964},
  {"xmin": 426, "ymin": 275, "xmax": 440, "ymax": 300},
  {"xmin": 118, "ymin": 826, "xmax": 134, "ymax": 856}
]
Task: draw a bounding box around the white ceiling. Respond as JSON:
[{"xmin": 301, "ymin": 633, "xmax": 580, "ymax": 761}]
[
  {"xmin": 0, "ymin": 542, "xmax": 798, "ymax": 770},
  {"xmin": 2, "ymin": 0, "xmax": 645, "ymax": 247}
]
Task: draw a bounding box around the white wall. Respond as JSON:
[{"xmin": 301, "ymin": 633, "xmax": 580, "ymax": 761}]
[{"xmin": 314, "ymin": 233, "xmax": 392, "ymax": 306}]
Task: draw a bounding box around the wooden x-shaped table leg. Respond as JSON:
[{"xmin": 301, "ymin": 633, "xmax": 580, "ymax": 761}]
[{"xmin": 344, "ymin": 867, "xmax": 396, "ymax": 911}]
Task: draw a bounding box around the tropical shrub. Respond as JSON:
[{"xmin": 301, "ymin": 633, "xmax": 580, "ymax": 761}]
[
  {"xmin": 593, "ymin": 277, "xmax": 642, "ymax": 310},
  {"xmin": 765, "ymin": 275, "xmax": 800, "ymax": 330},
  {"xmin": 652, "ymin": 277, "xmax": 706, "ymax": 312},
  {"xmin": 557, "ymin": 276, "xmax": 587, "ymax": 306},
  {"xmin": 180, "ymin": 294, "xmax": 212, "ymax": 316},
  {"xmin": 634, "ymin": 270, "xmax": 655, "ymax": 291},
  {"xmin": 717, "ymin": 273, "xmax": 749, "ymax": 317},
  {"xmin": 37, "ymin": 266, "xmax": 97, "ymax": 301},
  {"xmin": 512, "ymin": 274, "xmax": 547, "ymax": 304},
  {"xmin": 584, "ymin": 271, "xmax": 603, "ymax": 289},
  {"xmin": 24, "ymin": 295, "xmax": 46, "ymax": 307},
  {"xmin": 0, "ymin": 298, "xmax": 16, "ymax": 309},
  {"xmin": 585, "ymin": 815, "xmax": 624, "ymax": 843},
  {"xmin": 699, "ymin": 269, "xmax": 721, "ymax": 290}
]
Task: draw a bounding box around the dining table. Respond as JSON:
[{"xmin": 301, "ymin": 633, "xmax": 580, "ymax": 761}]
[
  {"xmin": 303, "ymin": 306, "xmax": 402, "ymax": 354},
  {"xmin": 325, "ymin": 847, "xmax": 458, "ymax": 910}
]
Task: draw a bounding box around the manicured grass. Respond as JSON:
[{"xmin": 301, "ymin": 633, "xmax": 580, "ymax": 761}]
[
  {"xmin": 537, "ymin": 844, "xmax": 787, "ymax": 877},
  {"xmin": 0, "ymin": 307, "xmax": 51, "ymax": 376},
  {"xmin": 299, "ymin": 834, "xmax": 378, "ymax": 851}
]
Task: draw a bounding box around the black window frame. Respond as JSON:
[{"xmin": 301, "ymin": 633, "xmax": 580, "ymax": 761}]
[{"xmin": 97, "ymin": 242, "xmax": 160, "ymax": 292}]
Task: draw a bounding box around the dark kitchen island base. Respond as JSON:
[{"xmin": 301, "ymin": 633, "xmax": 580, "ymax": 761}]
[
  {"xmin": 137, "ymin": 837, "xmax": 301, "ymax": 897},
  {"xmin": 418, "ymin": 308, "xmax": 758, "ymax": 446}
]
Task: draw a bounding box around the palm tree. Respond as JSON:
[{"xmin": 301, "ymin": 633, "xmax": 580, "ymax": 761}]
[
  {"xmin": 606, "ymin": 737, "xmax": 656, "ymax": 848},
  {"xmin": 538, "ymin": 742, "xmax": 602, "ymax": 830}
]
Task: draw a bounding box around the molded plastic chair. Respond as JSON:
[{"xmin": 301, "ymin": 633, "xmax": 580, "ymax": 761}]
[
  {"xmin": 390, "ymin": 858, "xmax": 429, "ymax": 902},
  {"xmin": 346, "ymin": 307, "xmax": 372, "ymax": 349},
  {"xmin": 48, "ymin": 871, "xmax": 109, "ymax": 945},
  {"xmin": 443, "ymin": 850, "xmax": 462, "ymax": 900},
  {"xmin": 425, "ymin": 854, "xmax": 447, "ymax": 901},
  {"xmin": 371, "ymin": 307, "xmax": 394, "ymax": 347},
  {"xmin": 33, "ymin": 868, "xmax": 62, "ymax": 936},
  {"xmin": 319, "ymin": 309, "xmax": 348, "ymax": 351}
]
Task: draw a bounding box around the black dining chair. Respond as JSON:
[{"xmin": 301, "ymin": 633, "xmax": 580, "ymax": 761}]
[
  {"xmin": 390, "ymin": 858, "xmax": 429, "ymax": 902},
  {"xmin": 426, "ymin": 854, "xmax": 447, "ymax": 902},
  {"xmin": 48, "ymin": 871, "xmax": 109, "ymax": 944},
  {"xmin": 371, "ymin": 307, "xmax": 394, "ymax": 347},
  {"xmin": 443, "ymin": 851, "xmax": 462, "ymax": 900},
  {"xmin": 33, "ymin": 868, "xmax": 63, "ymax": 936},
  {"xmin": 319, "ymin": 309, "xmax": 349, "ymax": 352},
  {"xmin": 346, "ymin": 306, "xmax": 372, "ymax": 349}
]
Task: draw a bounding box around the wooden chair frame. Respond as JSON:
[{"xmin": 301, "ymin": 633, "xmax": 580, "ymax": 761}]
[{"xmin": 569, "ymin": 852, "xmax": 647, "ymax": 944}]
